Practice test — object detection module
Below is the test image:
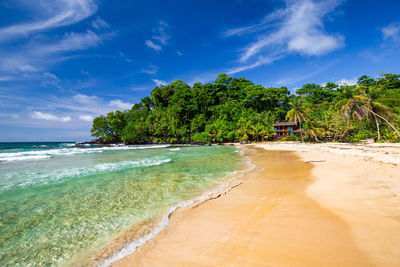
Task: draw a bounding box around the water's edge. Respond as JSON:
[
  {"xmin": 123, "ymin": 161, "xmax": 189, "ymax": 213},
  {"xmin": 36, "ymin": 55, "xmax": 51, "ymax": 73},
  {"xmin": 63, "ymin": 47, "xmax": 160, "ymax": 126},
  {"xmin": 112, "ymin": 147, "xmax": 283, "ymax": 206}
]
[{"xmin": 89, "ymin": 146, "xmax": 257, "ymax": 267}]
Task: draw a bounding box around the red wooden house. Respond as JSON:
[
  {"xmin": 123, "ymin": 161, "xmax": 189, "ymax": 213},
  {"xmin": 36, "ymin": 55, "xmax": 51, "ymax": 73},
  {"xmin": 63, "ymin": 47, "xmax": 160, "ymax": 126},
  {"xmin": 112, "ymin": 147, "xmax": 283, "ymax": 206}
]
[{"xmin": 273, "ymin": 121, "xmax": 301, "ymax": 139}]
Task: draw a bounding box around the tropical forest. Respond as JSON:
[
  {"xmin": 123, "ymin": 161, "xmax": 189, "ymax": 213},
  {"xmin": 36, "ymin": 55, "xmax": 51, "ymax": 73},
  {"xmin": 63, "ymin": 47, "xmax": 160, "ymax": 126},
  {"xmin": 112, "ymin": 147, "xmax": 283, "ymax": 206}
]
[{"xmin": 90, "ymin": 73, "xmax": 400, "ymax": 143}]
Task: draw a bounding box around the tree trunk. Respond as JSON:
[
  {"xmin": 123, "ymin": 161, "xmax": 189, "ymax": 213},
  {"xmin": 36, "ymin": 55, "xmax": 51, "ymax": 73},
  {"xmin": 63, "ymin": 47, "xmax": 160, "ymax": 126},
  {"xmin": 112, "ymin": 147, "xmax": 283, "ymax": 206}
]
[
  {"xmin": 372, "ymin": 113, "xmax": 381, "ymax": 140},
  {"xmin": 298, "ymin": 120, "xmax": 304, "ymax": 143},
  {"xmin": 352, "ymin": 99, "xmax": 400, "ymax": 139},
  {"xmin": 367, "ymin": 108, "xmax": 400, "ymax": 138}
]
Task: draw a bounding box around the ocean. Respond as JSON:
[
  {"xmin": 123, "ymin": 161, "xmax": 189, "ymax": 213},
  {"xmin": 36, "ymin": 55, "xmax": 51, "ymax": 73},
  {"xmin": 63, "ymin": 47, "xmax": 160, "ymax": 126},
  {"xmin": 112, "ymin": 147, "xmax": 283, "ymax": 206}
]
[{"xmin": 0, "ymin": 142, "xmax": 243, "ymax": 266}]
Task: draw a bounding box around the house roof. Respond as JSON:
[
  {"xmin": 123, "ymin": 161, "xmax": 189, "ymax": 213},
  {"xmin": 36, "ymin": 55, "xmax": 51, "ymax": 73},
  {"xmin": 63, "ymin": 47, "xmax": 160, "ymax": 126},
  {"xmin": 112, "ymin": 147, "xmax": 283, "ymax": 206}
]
[{"xmin": 272, "ymin": 121, "xmax": 297, "ymax": 126}]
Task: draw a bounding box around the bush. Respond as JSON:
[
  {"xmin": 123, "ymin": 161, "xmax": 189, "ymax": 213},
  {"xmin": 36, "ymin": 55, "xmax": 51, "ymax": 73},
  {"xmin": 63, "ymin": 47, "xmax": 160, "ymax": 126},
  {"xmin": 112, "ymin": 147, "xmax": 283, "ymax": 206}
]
[
  {"xmin": 191, "ymin": 132, "xmax": 212, "ymax": 143},
  {"xmin": 279, "ymin": 136, "xmax": 298, "ymax": 141}
]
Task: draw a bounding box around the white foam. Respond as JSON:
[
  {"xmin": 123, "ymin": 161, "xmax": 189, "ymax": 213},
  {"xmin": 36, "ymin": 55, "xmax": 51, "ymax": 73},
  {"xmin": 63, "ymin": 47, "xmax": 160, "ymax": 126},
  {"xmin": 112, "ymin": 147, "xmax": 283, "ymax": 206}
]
[
  {"xmin": 1, "ymin": 157, "xmax": 172, "ymax": 192},
  {"xmin": 0, "ymin": 145, "xmax": 171, "ymax": 162},
  {"xmin": 0, "ymin": 155, "xmax": 51, "ymax": 162},
  {"xmin": 169, "ymin": 148, "xmax": 180, "ymax": 151}
]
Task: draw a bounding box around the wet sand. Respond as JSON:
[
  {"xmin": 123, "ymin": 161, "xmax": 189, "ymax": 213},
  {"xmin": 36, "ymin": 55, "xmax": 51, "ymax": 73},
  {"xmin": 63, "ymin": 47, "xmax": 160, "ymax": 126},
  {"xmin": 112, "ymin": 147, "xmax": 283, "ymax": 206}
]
[{"xmin": 113, "ymin": 144, "xmax": 400, "ymax": 266}]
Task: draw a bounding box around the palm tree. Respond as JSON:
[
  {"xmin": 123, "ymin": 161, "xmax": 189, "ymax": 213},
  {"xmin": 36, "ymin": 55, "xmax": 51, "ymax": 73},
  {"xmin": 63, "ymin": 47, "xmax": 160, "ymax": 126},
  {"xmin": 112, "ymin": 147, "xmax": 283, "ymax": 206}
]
[
  {"xmin": 303, "ymin": 120, "xmax": 326, "ymax": 142},
  {"xmin": 286, "ymin": 97, "xmax": 310, "ymax": 142},
  {"xmin": 339, "ymin": 86, "xmax": 400, "ymax": 140}
]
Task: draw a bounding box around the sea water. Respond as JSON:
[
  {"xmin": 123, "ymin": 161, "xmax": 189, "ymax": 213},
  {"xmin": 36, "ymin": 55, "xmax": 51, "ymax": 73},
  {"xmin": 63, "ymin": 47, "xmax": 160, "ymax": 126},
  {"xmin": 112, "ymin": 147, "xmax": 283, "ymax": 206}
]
[{"xmin": 0, "ymin": 142, "xmax": 242, "ymax": 266}]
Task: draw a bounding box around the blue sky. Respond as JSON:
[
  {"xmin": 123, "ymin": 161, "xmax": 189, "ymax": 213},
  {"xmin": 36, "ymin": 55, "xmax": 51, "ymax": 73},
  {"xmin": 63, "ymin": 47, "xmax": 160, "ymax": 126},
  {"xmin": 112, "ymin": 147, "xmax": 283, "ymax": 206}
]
[{"xmin": 0, "ymin": 0, "xmax": 399, "ymax": 141}]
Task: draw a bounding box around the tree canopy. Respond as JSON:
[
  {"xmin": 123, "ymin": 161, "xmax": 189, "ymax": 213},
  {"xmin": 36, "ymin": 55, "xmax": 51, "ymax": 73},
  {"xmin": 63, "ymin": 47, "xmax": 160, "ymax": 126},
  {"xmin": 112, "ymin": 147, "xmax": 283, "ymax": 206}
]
[{"xmin": 91, "ymin": 73, "xmax": 400, "ymax": 143}]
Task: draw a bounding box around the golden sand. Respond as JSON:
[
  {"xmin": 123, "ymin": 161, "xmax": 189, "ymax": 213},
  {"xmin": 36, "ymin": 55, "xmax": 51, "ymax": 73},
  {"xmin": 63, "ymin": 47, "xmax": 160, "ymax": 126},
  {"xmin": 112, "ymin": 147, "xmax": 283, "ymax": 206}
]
[{"xmin": 112, "ymin": 144, "xmax": 400, "ymax": 266}]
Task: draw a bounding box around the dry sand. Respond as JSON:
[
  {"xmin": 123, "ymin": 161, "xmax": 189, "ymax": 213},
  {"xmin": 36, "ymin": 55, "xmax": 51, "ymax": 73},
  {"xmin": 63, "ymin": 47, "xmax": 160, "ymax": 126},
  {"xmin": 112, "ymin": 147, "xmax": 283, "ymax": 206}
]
[{"xmin": 112, "ymin": 143, "xmax": 400, "ymax": 267}]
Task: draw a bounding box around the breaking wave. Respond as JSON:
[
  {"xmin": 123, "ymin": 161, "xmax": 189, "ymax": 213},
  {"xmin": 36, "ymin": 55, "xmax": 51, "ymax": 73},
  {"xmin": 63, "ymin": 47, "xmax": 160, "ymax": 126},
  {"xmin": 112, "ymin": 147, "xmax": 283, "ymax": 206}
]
[
  {"xmin": 0, "ymin": 145, "xmax": 170, "ymax": 162},
  {"xmin": 1, "ymin": 157, "xmax": 172, "ymax": 192}
]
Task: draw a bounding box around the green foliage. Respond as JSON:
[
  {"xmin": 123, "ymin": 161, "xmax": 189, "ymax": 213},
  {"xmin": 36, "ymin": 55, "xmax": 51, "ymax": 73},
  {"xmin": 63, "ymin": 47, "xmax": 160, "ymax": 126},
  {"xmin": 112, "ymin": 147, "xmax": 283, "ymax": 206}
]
[
  {"xmin": 91, "ymin": 73, "xmax": 400, "ymax": 144},
  {"xmin": 91, "ymin": 111, "xmax": 127, "ymax": 142},
  {"xmin": 279, "ymin": 136, "xmax": 298, "ymax": 142}
]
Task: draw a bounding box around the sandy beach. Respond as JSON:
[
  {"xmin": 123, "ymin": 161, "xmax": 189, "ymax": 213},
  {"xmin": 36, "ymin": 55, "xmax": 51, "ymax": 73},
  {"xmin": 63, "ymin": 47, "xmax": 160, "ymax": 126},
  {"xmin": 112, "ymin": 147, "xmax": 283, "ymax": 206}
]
[{"xmin": 112, "ymin": 143, "xmax": 400, "ymax": 266}]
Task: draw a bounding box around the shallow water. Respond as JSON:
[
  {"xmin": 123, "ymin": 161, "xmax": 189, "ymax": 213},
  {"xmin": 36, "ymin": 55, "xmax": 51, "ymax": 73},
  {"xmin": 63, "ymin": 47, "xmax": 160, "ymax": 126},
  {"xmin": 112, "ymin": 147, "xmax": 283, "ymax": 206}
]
[{"xmin": 0, "ymin": 143, "xmax": 242, "ymax": 266}]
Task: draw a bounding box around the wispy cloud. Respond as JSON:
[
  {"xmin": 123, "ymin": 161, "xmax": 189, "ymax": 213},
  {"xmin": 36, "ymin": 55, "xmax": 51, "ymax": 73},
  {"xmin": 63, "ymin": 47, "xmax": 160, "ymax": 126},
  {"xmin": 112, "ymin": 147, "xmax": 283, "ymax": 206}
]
[
  {"xmin": 360, "ymin": 21, "xmax": 400, "ymax": 63},
  {"xmin": 337, "ymin": 77, "xmax": 357, "ymax": 86},
  {"xmin": 35, "ymin": 30, "xmax": 103, "ymax": 55},
  {"xmin": 272, "ymin": 59, "xmax": 339, "ymax": 87},
  {"xmin": 73, "ymin": 93, "xmax": 99, "ymax": 104},
  {"xmin": 145, "ymin": 20, "xmax": 171, "ymax": 52},
  {"xmin": 152, "ymin": 79, "xmax": 168, "ymax": 86},
  {"xmin": 0, "ymin": 76, "xmax": 13, "ymax": 82},
  {"xmin": 0, "ymin": 113, "xmax": 20, "ymax": 119},
  {"xmin": 382, "ymin": 21, "xmax": 400, "ymax": 42},
  {"xmin": 0, "ymin": 0, "xmax": 98, "ymax": 42},
  {"xmin": 81, "ymin": 70, "xmax": 90, "ymax": 76},
  {"xmin": 109, "ymin": 99, "xmax": 133, "ymax": 110},
  {"xmin": 145, "ymin": 40, "xmax": 162, "ymax": 52},
  {"xmin": 224, "ymin": 0, "xmax": 344, "ymax": 73},
  {"xmin": 1, "ymin": 92, "xmax": 137, "ymax": 128},
  {"xmin": 141, "ymin": 64, "xmax": 159, "ymax": 75},
  {"xmin": 0, "ymin": 30, "xmax": 108, "ymax": 74},
  {"xmin": 91, "ymin": 17, "xmax": 110, "ymax": 30},
  {"xmin": 0, "ymin": 0, "xmax": 111, "ymax": 78},
  {"xmin": 227, "ymin": 54, "xmax": 283, "ymax": 74},
  {"xmin": 119, "ymin": 52, "xmax": 132, "ymax": 63},
  {"xmin": 31, "ymin": 111, "xmax": 71, "ymax": 122},
  {"xmin": 78, "ymin": 114, "xmax": 93, "ymax": 122},
  {"xmin": 152, "ymin": 20, "xmax": 170, "ymax": 45}
]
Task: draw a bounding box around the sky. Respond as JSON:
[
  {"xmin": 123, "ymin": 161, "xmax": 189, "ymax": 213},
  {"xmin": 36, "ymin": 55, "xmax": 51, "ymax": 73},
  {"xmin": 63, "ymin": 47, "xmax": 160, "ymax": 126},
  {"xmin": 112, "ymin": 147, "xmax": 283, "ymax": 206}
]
[{"xmin": 0, "ymin": 0, "xmax": 399, "ymax": 141}]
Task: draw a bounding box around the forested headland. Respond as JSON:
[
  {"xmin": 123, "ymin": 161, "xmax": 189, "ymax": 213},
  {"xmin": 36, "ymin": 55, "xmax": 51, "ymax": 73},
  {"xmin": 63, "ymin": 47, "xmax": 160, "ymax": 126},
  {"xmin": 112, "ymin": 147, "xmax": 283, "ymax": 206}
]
[{"xmin": 90, "ymin": 73, "xmax": 400, "ymax": 144}]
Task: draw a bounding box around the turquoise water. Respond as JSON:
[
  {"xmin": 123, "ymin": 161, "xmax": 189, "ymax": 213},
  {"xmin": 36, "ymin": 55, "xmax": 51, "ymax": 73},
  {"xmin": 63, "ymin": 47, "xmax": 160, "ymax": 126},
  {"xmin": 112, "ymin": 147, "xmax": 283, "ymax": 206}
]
[{"xmin": 0, "ymin": 143, "xmax": 242, "ymax": 266}]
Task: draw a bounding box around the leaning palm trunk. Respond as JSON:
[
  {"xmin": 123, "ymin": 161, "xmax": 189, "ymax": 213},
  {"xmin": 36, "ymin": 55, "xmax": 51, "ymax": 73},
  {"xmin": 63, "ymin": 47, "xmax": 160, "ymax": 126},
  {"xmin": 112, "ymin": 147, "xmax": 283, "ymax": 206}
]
[
  {"xmin": 367, "ymin": 108, "xmax": 400, "ymax": 139},
  {"xmin": 352, "ymin": 97, "xmax": 400, "ymax": 139},
  {"xmin": 372, "ymin": 113, "xmax": 381, "ymax": 140},
  {"xmin": 299, "ymin": 120, "xmax": 304, "ymax": 143}
]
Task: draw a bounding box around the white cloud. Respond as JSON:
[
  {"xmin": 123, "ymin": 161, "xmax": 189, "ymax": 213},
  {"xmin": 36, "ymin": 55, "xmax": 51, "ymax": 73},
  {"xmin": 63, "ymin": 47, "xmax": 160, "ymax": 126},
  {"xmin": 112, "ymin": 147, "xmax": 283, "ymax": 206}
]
[
  {"xmin": 119, "ymin": 52, "xmax": 132, "ymax": 62},
  {"xmin": 91, "ymin": 17, "xmax": 110, "ymax": 30},
  {"xmin": 79, "ymin": 114, "xmax": 93, "ymax": 122},
  {"xmin": 0, "ymin": 58, "xmax": 37, "ymax": 73},
  {"xmin": 33, "ymin": 30, "xmax": 103, "ymax": 55},
  {"xmin": 0, "ymin": 113, "xmax": 20, "ymax": 119},
  {"xmin": 0, "ymin": 0, "xmax": 97, "ymax": 42},
  {"xmin": 145, "ymin": 40, "xmax": 162, "ymax": 51},
  {"xmin": 224, "ymin": 0, "xmax": 344, "ymax": 73},
  {"xmin": 337, "ymin": 77, "xmax": 357, "ymax": 86},
  {"xmin": 152, "ymin": 79, "xmax": 168, "ymax": 86},
  {"xmin": 0, "ymin": 1, "xmax": 111, "ymax": 77},
  {"xmin": 152, "ymin": 20, "xmax": 170, "ymax": 45},
  {"xmin": 177, "ymin": 51, "xmax": 183, "ymax": 56},
  {"xmin": 41, "ymin": 93, "xmax": 136, "ymax": 115},
  {"xmin": 382, "ymin": 22, "xmax": 400, "ymax": 42},
  {"xmin": 73, "ymin": 94, "xmax": 99, "ymax": 104},
  {"xmin": 145, "ymin": 20, "xmax": 171, "ymax": 52},
  {"xmin": 31, "ymin": 111, "xmax": 71, "ymax": 122},
  {"xmin": 0, "ymin": 76, "xmax": 13, "ymax": 81},
  {"xmin": 43, "ymin": 72, "xmax": 59, "ymax": 80},
  {"xmin": 227, "ymin": 54, "xmax": 282, "ymax": 74},
  {"xmin": 109, "ymin": 99, "xmax": 133, "ymax": 110}
]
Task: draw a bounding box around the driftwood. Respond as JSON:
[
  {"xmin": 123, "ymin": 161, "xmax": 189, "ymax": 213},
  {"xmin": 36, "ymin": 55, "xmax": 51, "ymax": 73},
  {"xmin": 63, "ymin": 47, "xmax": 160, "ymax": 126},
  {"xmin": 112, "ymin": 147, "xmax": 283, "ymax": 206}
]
[{"xmin": 305, "ymin": 160, "xmax": 326, "ymax": 163}]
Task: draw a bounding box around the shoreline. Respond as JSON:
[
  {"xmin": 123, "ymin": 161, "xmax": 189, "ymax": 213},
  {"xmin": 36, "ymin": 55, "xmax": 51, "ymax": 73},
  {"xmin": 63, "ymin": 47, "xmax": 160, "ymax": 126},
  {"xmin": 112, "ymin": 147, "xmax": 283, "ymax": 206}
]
[
  {"xmin": 111, "ymin": 143, "xmax": 400, "ymax": 266},
  {"xmin": 77, "ymin": 146, "xmax": 255, "ymax": 267}
]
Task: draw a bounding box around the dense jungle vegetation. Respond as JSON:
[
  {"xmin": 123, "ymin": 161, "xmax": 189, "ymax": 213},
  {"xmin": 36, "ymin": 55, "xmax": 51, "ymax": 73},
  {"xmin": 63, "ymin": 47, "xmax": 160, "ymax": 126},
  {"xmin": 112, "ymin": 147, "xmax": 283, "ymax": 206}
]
[{"xmin": 91, "ymin": 73, "xmax": 400, "ymax": 143}]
